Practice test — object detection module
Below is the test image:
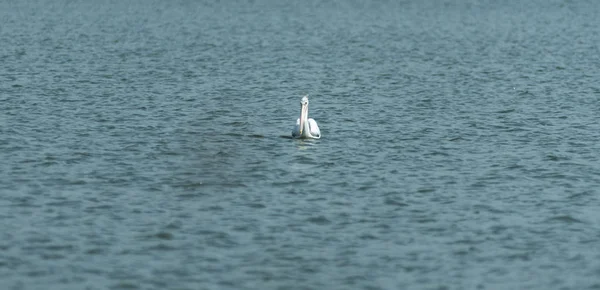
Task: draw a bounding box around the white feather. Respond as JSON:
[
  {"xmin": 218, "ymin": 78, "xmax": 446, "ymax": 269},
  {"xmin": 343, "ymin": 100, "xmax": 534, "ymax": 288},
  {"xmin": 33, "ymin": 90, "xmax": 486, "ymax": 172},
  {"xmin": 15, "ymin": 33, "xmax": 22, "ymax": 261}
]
[{"xmin": 291, "ymin": 96, "xmax": 321, "ymax": 139}]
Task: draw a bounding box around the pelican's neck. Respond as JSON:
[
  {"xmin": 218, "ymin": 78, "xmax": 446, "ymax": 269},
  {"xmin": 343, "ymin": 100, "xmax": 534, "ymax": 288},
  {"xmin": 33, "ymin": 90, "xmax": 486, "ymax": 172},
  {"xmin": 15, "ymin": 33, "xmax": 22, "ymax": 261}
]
[
  {"xmin": 299, "ymin": 103, "xmax": 310, "ymax": 137},
  {"xmin": 299, "ymin": 104, "xmax": 309, "ymax": 125},
  {"xmin": 301, "ymin": 104, "xmax": 308, "ymax": 122}
]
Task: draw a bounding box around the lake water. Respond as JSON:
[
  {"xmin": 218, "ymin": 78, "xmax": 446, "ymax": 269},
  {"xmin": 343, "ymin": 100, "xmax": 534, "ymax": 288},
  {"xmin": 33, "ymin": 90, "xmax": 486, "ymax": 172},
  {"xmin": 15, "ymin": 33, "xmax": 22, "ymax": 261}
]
[{"xmin": 2, "ymin": 0, "xmax": 600, "ymax": 289}]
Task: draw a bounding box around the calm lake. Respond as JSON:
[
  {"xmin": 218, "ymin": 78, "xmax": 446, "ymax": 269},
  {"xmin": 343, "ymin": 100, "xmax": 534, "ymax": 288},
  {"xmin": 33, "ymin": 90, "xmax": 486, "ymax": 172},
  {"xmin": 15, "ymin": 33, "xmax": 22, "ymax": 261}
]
[{"xmin": 2, "ymin": 0, "xmax": 600, "ymax": 289}]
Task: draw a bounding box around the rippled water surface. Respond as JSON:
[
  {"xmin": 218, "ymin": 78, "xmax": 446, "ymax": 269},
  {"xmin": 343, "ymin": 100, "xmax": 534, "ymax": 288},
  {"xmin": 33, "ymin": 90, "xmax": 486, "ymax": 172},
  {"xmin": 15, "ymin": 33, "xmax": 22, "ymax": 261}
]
[{"xmin": 2, "ymin": 0, "xmax": 600, "ymax": 289}]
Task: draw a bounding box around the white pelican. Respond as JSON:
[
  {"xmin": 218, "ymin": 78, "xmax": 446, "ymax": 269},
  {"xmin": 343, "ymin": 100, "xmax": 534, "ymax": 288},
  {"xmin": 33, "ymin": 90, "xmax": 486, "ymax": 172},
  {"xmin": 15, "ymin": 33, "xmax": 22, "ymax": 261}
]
[{"xmin": 292, "ymin": 95, "xmax": 321, "ymax": 139}]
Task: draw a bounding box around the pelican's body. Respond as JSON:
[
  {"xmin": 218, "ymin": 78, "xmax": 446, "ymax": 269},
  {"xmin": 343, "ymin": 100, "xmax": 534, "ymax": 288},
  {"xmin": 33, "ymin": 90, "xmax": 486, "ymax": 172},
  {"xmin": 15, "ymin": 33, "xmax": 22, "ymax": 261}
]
[{"xmin": 292, "ymin": 95, "xmax": 321, "ymax": 139}]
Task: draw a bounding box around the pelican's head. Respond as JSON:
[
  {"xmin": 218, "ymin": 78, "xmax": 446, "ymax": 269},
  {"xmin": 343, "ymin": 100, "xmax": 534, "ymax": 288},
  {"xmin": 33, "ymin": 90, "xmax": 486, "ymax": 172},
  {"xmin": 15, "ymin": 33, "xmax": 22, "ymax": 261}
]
[{"xmin": 300, "ymin": 95, "xmax": 309, "ymax": 106}]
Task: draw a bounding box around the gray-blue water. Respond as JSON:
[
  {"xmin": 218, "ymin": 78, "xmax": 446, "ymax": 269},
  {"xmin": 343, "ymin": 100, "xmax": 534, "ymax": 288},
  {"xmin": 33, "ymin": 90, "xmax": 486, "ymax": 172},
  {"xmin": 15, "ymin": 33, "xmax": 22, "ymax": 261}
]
[{"xmin": 2, "ymin": 0, "xmax": 600, "ymax": 289}]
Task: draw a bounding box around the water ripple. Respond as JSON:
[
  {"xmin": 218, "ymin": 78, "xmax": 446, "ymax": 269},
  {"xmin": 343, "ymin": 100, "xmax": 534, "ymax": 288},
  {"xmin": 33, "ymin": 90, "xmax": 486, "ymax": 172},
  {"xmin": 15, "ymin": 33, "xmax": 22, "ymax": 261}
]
[{"xmin": 2, "ymin": 0, "xmax": 600, "ymax": 289}]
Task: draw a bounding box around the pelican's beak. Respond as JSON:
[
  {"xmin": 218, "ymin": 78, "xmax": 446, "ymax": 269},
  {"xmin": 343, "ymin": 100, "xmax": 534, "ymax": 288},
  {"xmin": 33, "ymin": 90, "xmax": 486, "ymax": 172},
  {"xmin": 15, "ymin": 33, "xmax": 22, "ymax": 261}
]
[{"xmin": 299, "ymin": 102, "xmax": 307, "ymax": 135}]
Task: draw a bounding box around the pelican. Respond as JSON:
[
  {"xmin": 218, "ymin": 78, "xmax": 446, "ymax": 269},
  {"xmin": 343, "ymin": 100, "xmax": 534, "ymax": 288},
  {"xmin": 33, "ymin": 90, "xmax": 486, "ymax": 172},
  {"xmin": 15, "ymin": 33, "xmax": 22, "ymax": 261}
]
[{"xmin": 292, "ymin": 95, "xmax": 321, "ymax": 139}]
